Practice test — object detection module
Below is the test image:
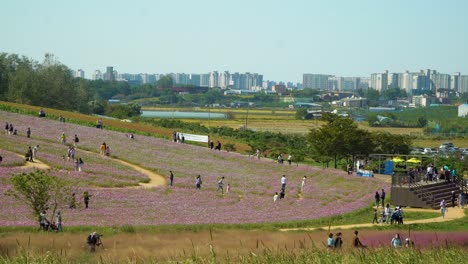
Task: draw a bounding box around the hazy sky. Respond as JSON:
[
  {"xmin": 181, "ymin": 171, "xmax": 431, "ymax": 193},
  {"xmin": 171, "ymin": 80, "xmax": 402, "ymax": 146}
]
[{"xmin": 2, "ymin": 0, "xmax": 467, "ymax": 82}]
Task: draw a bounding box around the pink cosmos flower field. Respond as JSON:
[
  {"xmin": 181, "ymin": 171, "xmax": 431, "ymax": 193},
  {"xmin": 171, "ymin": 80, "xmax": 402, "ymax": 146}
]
[{"xmin": 0, "ymin": 111, "xmax": 388, "ymax": 226}]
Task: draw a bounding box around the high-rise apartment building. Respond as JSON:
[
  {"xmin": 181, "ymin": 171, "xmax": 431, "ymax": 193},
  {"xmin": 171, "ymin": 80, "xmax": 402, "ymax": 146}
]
[
  {"xmin": 218, "ymin": 71, "xmax": 230, "ymax": 89},
  {"xmin": 458, "ymin": 75, "xmax": 468, "ymax": 93},
  {"xmin": 92, "ymin": 70, "xmax": 102, "ymax": 80},
  {"xmin": 75, "ymin": 69, "xmax": 85, "ymax": 78},
  {"xmin": 209, "ymin": 71, "xmax": 219, "ymax": 88},
  {"xmin": 200, "ymin": 74, "xmax": 210, "ymax": 87},
  {"xmin": 189, "ymin": 74, "xmax": 201, "ymax": 86},
  {"xmin": 431, "ymin": 73, "xmax": 451, "ymax": 91},
  {"xmin": 302, "ymin": 74, "xmax": 332, "ymax": 89},
  {"xmin": 105, "ymin": 66, "xmax": 115, "ymax": 81},
  {"xmin": 370, "ymin": 71, "xmax": 388, "ymax": 91}
]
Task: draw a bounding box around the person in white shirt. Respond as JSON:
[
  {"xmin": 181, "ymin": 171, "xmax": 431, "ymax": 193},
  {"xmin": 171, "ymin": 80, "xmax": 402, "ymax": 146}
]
[
  {"xmin": 273, "ymin": 192, "xmax": 279, "ymax": 202},
  {"xmin": 281, "ymin": 175, "xmax": 287, "ymax": 191},
  {"xmin": 301, "ymin": 176, "xmax": 307, "ymax": 192}
]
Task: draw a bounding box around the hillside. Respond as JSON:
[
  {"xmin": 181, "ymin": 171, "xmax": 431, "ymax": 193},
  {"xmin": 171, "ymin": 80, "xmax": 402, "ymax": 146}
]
[{"xmin": 0, "ymin": 109, "xmax": 387, "ymax": 226}]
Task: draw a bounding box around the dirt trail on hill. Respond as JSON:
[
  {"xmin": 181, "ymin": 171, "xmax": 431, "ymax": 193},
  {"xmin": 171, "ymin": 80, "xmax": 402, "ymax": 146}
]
[
  {"xmin": 77, "ymin": 148, "xmax": 166, "ymax": 188},
  {"xmin": 280, "ymin": 207, "xmax": 465, "ymax": 232},
  {"xmin": 15, "ymin": 154, "xmax": 51, "ymax": 170}
]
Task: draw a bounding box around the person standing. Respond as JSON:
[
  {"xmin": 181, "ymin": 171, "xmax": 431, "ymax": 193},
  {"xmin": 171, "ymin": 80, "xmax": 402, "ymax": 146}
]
[
  {"xmin": 78, "ymin": 158, "xmax": 84, "ymax": 172},
  {"xmin": 256, "ymin": 149, "xmax": 261, "ymax": 160},
  {"xmin": 196, "ymin": 175, "xmax": 202, "ymax": 189},
  {"xmin": 55, "ymin": 211, "xmax": 62, "ymax": 232},
  {"xmin": 301, "ymin": 176, "xmax": 307, "ymax": 192},
  {"xmin": 39, "ymin": 210, "xmax": 49, "ymax": 230},
  {"xmin": 273, "ymin": 192, "xmax": 279, "ymax": 202},
  {"xmin": 26, "ymin": 127, "xmax": 31, "ymax": 138},
  {"xmin": 451, "ymin": 191, "xmax": 457, "ymax": 207},
  {"xmin": 287, "ymin": 154, "xmax": 292, "ymax": 165},
  {"xmin": 380, "ymin": 189, "xmax": 386, "ymax": 208},
  {"xmin": 440, "ymin": 199, "xmax": 446, "ymax": 219},
  {"xmin": 100, "ymin": 142, "xmax": 107, "ymax": 157},
  {"xmin": 60, "ymin": 132, "xmax": 66, "ymax": 145},
  {"xmin": 32, "ymin": 145, "xmax": 39, "ymax": 159},
  {"xmin": 74, "ymin": 134, "xmax": 79, "ymax": 147},
  {"xmin": 216, "ymin": 176, "xmax": 225, "ymax": 193},
  {"xmin": 169, "ymin": 171, "xmax": 174, "ymax": 186},
  {"xmin": 226, "ymin": 184, "xmax": 231, "ymax": 194},
  {"xmin": 84, "ymin": 191, "xmax": 91, "ymax": 209},
  {"xmin": 26, "ymin": 146, "xmax": 34, "ymax": 162},
  {"xmin": 281, "ymin": 175, "xmax": 287, "ymax": 191},
  {"xmin": 374, "ymin": 191, "xmax": 381, "ymax": 208}
]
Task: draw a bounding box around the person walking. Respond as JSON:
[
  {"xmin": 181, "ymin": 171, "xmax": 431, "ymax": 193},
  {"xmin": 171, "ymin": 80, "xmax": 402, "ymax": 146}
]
[
  {"xmin": 374, "ymin": 191, "xmax": 381, "ymax": 208},
  {"xmin": 196, "ymin": 175, "xmax": 202, "ymax": 189},
  {"xmin": 372, "ymin": 208, "xmax": 379, "ymax": 224},
  {"xmin": 169, "ymin": 171, "xmax": 174, "ymax": 186},
  {"xmin": 26, "ymin": 146, "xmax": 34, "ymax": 162},
  {"xmin": 281, "ymin": 175, "xmax": 287, "ymax": 191},
  {"xmin": 69, "ymin": 193, "xmax": 76, "ymax": 209},
  {"xmin": 380, "ymin": 189, "xmax": 386, "ymax": 208},
  {"xmin": 301, "ymin": 176, "xmax": 307, "ymax": 192},
  {"xmin": 440, "ymin": 199, "xmax": 447, "ymax": 219},
  {"xmin": 273, "ymin": 192, "xmax": 279, "ymax": 202},
  {"xmin": 216, "ymin": 176, "xmax": 225, "ymax": 194},
  {"xmin": 84, "ymin": 191, "xmax": 92, "ymax": 209},
  {"xmin": 32, "ymin": 145, "xmax": 39, "ymax": 159},
  {"xmin": 26, "ymin": 127, "xmax": 31, "ymax": 138},
  {"xmin": 60, "ymin": 132, "xmax": 66, "ymax": 145},
  {"xmin": 287, "ymin": 154, "xmax": 292, "ymax": 165}
]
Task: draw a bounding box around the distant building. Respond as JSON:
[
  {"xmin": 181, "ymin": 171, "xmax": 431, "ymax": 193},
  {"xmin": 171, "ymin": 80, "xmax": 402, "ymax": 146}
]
[
  {"xmin": 189, "ymin": 74, "xmax": 201, "ymax": 86},
  {"xmin": 218, "ymin": 71, "xmax": 230, "ymax": 89},
  {"xmin": 209, "ymin": 71, "xmax": 219, "ymax": 88},
  {"xmin": 302, "ymin": 74, "xmax": 332, "ymax": 89},
  {"xmin": 105, "ymin": 66, "xmax": 115, "ymax": 81},
  {"xmin": 335, "ymin": 96, "xmax": 368, "ymax": 108},
  {"xmin": 458, "ymin": 104, "xmax": 468, "ymax": 117},
  {"xmin": 92, "ymin": 70, "xmax": 102, "ymax": 80},
  {"xmin": 458, "ymin": 75, "xmax": 468, "ymax": 93},
  {"xmin": 412, "ymin": 95, "xmax": 437, "ymax": 107},
  {"xmin": 272, "ymin": 84, "xmax": 286, "ymax": 94},
  {"xmin": 75, "ymin": 69, "xmax": 85, "ymax": 78},
  {"xmin": 370, "ymin": 71, "xmax": 388, "ymax": 91}
]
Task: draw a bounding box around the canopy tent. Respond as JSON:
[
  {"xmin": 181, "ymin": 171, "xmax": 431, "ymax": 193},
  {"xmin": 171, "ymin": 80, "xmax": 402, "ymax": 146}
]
[
  {"xmin": 392, "ymin": 157, "xmax": 405, "ymax": 163},
  {"xmin": 407, "ymin": 158, "xmax": 421, "ymax": 163}
]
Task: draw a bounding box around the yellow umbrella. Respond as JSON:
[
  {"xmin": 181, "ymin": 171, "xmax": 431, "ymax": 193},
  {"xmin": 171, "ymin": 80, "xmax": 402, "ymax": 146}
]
[
  {"xmin": 392, "ymin": 157, "xmax": 404, "ymax": 163},
  {"xmin": 407, "ymin": 157, "xmax": 421, "ymax": 163}
]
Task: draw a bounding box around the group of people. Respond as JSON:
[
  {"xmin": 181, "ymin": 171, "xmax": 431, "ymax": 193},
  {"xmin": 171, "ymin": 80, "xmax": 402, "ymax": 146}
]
[
  {"xmin": 273, "ymin": 175, "xmax": 307, "ymax": 202},
  {"xmin": 208, "ymin": 140, "xmax": 222, "ymax": 151},
  {"xmin": 373, "ymin": 204, "xmax": 404, "ymax": 224},
  {"xmin": 5, "ymin": 122, "xmax": 19, "ymax": 135},
  {"xmin": 100, "ymin": 142, "xmax": 111, "ymax": 157},
  {"xmin": 374, "ymin": 189, "xmax": 386, "ymax": 208},
  {"xmin": 69, "ymin": 191, "xmax": 92, "ymax": 209},
  {"xmin": 327, "ymin": 231, "xmax": 366, "ymax": 249},
  {"xmin": 193, "ymin": 174, "xmax": 230, "ymax": 194},
  {"xmin": 424, "ymin": 164, "xmax": 457, "ymax": 183},
  {"xmin": 391, "ymin": 233, "xmax": 414, "ymax": 248},
  {"xmin": 39, "ymin": 210, "xmax": 62, "ymax": 232},
  {"xmin": 173, "ymin": 131, "xmax": 186, "ymax": 143}
]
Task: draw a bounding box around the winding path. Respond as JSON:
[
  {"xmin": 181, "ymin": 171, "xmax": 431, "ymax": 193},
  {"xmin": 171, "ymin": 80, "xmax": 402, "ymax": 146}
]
[
  {"xmin": 280, "ymin": 206, "xmax": 465, "ymax": 232},
  {"xmin": 16, "ymin": 150, "xmax": 166, "ymax": 188}
]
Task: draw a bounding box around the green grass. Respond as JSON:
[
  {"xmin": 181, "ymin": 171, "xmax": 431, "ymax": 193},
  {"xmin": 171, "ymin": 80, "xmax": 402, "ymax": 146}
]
[{"xmin": 0, "ymin": 205, "xmax": 442, "ymax": 235}]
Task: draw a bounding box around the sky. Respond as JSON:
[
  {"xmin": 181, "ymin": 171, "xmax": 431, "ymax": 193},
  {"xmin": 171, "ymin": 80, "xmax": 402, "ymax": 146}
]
[{"xmin": 1, "ymin": 0, "xmax": 468, "ymax": 83}]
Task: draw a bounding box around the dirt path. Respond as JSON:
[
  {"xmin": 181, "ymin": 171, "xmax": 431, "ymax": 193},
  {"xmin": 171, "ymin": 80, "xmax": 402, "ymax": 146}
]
[
  {"xmin": 280, "ymin": 207, "xmax": 465, "ymax": 232},
  {"xmin": 15, "ymin": 154, "xmax": 51, "ymax": 170},
  {"xmin": 77, "ymin": 148, "xmax": 166, "ymax": 188}
]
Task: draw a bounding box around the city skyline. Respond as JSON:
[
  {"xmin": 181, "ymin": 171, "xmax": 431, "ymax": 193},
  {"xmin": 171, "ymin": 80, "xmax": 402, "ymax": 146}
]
[{"xmin": 2, "ymin": 0, "xmax": 468, "ymax": 83}]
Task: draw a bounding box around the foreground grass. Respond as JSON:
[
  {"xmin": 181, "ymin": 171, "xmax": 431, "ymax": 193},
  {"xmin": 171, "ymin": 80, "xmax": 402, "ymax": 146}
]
[{"xmin": 1, "ymin": 243, "xmax": 466, "ymax": 264}]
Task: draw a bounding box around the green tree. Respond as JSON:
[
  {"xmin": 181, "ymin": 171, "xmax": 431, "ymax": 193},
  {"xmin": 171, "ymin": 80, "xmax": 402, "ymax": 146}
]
[
  {"xmin": 372, "ymin": 132, "xmax": 412, "ymax": 154},
  {"xmin": 5, "ymin": 170, "xmax": 72, "ymax": 223},
  {"xmin": 295, "ymin": 108, "xmax": 308, "ymax": 120},
  {"xmin": 156, "ymin": 75, "xmax": 174, "ymax": 88},
  {"xmin": 308, "ymin": 113, "xmax": 372, "ymax": 168}
]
